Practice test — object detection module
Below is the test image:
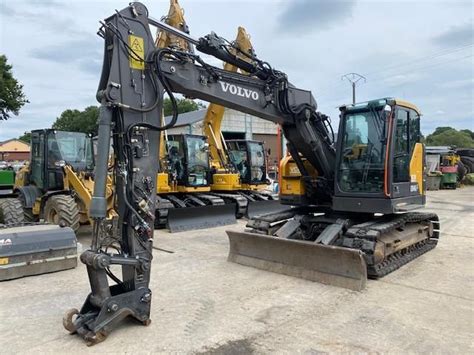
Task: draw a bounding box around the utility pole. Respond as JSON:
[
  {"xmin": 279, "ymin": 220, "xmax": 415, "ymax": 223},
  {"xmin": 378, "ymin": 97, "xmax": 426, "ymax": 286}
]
[{"xmin": 341, "ymin": 73, "xmax": 366, "ymax": 104}]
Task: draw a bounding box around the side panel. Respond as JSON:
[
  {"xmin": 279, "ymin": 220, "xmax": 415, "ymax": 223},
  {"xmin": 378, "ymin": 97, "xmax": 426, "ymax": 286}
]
[{"xmin": 410, "ymin": 143, "xmax": 424, "ymax": 194}]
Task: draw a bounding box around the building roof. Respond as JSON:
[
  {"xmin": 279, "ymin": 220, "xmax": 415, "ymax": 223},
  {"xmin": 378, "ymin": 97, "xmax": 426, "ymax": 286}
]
[
  {"xmin": 164, "ymin": 109, "xmax": 206, "ymax": 128},
  {"xmin": 0, "ymin": 139, "xmax": 30, "ymax": 152},
  {"xmin": 0, "ymin": 138, "xmax": 30, "ymax": 146}
]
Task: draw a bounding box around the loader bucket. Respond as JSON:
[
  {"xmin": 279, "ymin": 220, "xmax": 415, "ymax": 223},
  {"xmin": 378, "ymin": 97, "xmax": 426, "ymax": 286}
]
[
  {"xmin": 0, "ymin": 224, "xmax": 77, "ymax": 281},
  {"xmin": 167, "ymin": 203, "xmax": 236, "ymax": 233},
  {"xmin": 245, "ymin": 199, "xmax": 290, "ymax": 219},
  {"xmin": 226, "ymin": 231, "xmax": 367, "ymax": 291}
]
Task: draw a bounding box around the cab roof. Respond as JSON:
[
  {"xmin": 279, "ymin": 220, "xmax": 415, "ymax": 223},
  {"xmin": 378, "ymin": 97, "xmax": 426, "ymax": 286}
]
[{"xmin": 340, "ymin": 97, "xmax": 421, "ymax": 115}]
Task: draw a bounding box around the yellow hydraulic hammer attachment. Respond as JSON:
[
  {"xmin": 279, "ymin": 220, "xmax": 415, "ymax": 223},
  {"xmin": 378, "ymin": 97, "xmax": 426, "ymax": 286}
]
[{"xmin": 226, "ymin": 231, "xmax": 367, "ymax": 291}]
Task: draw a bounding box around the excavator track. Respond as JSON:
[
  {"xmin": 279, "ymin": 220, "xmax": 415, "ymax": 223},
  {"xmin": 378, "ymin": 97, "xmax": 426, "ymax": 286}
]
[
  {"xmin": 343, "ymin": 212, "xmax": 440, "ymax": 278},
  {"xmin": 368, "ymin": 238, "xmax": 437, "ymax": 278},
  {"xmin": 211, "ymin": 193, "xmax": 248, "ymax": 218},
  {"xmin": 228, "ymin": 211, "xmax": 440, "ymax": 289}
]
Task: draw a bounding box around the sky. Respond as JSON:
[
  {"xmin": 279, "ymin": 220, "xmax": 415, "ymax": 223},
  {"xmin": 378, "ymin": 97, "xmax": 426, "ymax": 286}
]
[{"xmin": 0, "ymin": 0, "xmax": 473, "ymax": 141}]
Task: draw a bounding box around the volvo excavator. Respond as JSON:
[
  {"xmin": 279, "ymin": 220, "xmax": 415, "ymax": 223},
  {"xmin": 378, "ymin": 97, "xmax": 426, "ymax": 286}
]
[{"xmin": 64, "ymin": 3, "xmax": 439, "ymax": 344}]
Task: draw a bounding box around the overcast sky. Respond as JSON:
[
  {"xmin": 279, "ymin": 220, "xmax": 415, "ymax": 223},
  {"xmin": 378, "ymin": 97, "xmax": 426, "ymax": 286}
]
[{"xmin": 0, "ymin": 0, "xmax": 472, "ymax": 141}]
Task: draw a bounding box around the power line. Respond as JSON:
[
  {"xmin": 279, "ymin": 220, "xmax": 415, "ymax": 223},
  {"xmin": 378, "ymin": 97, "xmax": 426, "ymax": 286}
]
[
  {"xmin": 366, "ymin": 53, "xmax": 473, "ymax": 84},
  {"xmin": 316, "ymin": 43, "xmax": 473, "ymax": 98},
  {"xmin": 364, "ymin": 43, "xmax": 473, "ymax": 77},
  {"xmin": 341, "ymin": 73, "xmax": 366, "ymax": 104}
]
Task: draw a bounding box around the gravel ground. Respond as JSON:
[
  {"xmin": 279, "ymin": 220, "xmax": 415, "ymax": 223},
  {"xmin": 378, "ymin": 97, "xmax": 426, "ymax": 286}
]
[{"xmin": 1, "ymin": 187, "xmax": 473, "ymax": 353}]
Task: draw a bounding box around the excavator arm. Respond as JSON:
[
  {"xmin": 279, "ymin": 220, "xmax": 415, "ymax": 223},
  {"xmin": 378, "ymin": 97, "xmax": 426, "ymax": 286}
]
[
  {"xmin": 155, "ymin": 45, "xmax": 336, "ymax": 202},
  {"xmin": 64, "ymin": 3, "xmax": 176, "ymax": 345}
]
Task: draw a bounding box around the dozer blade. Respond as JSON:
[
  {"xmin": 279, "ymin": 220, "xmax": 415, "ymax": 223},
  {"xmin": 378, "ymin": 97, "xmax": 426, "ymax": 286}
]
[
  {"xmin": 0, "ymin": 224, "xmax": 77, "ymax": 281},
  {"xmin": 167, "ymin": 203, "xmax": 236, "ymax": 233},
  {"xmin": 245, "ymin": 199, "xmax": 290, "ymax": 219},
  {"xmin": 227, "ymin": 231, "xmax": 367, "ymax": 291}
]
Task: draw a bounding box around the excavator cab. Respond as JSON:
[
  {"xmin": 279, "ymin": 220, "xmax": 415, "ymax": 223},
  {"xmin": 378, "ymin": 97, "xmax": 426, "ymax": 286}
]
[
  {"xmin": 157, "ymin": 133, "xmax": 235, "ymax": 232},
  {"xmin": 166, "ymin": 134, "xmax": 210, "ymax": 188},
  {"xmin": 227, "ymin": 140, "xmax": 268, "ymax": 186},
  {"xmin": 333, "ymin": 98, "xmax": 424, "ymax": 213}
]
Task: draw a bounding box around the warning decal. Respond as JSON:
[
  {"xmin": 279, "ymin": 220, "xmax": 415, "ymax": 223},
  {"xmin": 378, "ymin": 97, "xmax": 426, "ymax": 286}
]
[{"xmin": 129, "ymin": 35, "xmax": 145, "ymax": 70}]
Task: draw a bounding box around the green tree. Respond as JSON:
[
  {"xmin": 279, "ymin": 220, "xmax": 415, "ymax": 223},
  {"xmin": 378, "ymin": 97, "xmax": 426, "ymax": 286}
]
[
  {"xmin": 52, "ymin": 106, "xmax": 99, "ymax": 135},
  {"xmin": 425, "ymin": 127, "xmax": 474, "ymax": 148},
  {"xmin": 460, "ymin": 129, "xmax": 474, "ymax": 140},
  {"xmin": 0, "ymin": 55, "xmax": 28, "ymax": 120},
  {"xmin": 50, "ymin": 99, "xmax": 203, "ymax": 135},
  {"xmin": 431, "ymin": 126, "xmax": 452, "ymax": 136},
  {"xmin": 18, "ymin": 132, "xmax": 31, "ymax": 144},
  {"xmin": 163, "ymin": 98, "xmax": 205, "ymax": 116}
]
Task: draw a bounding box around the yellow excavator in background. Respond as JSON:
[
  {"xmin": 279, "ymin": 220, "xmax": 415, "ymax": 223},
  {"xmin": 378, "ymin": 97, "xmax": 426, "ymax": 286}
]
[
  {"xmin": 154, "ymin": 1, "xmax": 282, "ymax": 231},
  {"xmin": 153, "ymin": 0, "xmax": 235, "ymax": 232},
  {"xmin": 202, "ymin": 27, "xmax": 282, "ymax": 218}
]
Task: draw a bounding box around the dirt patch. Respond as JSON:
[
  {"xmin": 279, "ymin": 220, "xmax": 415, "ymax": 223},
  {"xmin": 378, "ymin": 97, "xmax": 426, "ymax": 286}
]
[{"xmin": 198, "ymin": 338, "xmax": 255, "ymax": 354}]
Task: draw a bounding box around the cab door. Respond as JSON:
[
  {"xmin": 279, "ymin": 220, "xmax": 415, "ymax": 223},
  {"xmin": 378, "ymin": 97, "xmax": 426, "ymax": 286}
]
[
  {"xmin": 391, "ymin": 107, "xmax": 421, "ymax": 198},
  {"xmin": 29, "ymin": 131, "xmax": 46, "ymax": 190}
]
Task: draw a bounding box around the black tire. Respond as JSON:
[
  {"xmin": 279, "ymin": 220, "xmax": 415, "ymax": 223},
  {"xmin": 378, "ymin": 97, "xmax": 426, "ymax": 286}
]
[
  {"xmin": 18, "ymin": 191, "xmax": 38, "ymax": 222},
  {"xmin": 0, "ymin": 198, "xmax": 25, "ymax": 225},
  {"xmin": 457, "ymin": 160, "xmax": 467, "ymax": 182},
  {"xmin": 461, "ymin": 157, "xmax": 474, "ymax": 174},
  {"xmin": 44, "ymin": 195, "xmax": 80, "ymax": 231}
]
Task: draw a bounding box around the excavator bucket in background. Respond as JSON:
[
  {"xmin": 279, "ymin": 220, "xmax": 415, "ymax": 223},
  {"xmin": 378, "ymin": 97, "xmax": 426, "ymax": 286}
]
[
  {"xmin": 226, "ymin": 231, "xmax": 367, "ymax": 291},
  {"xmin": 167, "ymin": 203, "xmax": 236, "ymax": 233},
  {"xmin": 245, "ymin": 200, "xmax": 290, "ymax": 219}
]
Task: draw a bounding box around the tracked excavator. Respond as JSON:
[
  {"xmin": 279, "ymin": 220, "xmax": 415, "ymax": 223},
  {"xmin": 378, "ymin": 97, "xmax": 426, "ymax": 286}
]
[
  {"xmin": 152, "ymin": 0, "xmax": 277, "ymax": 230},
  {"xmin": 152, "ymin": 0, "xmax": 236, "ymax": 232},
  {"xmin": 156, "ymin": 133, "xmax": 236, "ymax": 231},
  {"xmin": 64, "ymin": 3, "xmax": 439, "ymax": 344}
]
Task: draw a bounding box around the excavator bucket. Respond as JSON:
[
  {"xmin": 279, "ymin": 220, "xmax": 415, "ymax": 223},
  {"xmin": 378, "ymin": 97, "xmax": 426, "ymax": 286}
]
[
  {"xmin": 245, "ymin": 200, "xmax": 290, "ymax": 219},
  {"xmin": 167, "ymin": 203, "xmax": 237, "ymax": 233},
  {"xmin": 226, "ymin": 231, "xmax": 367, "ymax": 291},
  {"xmin": 0, "ymin": 224, "xmax": 77, "ymax": 281}
]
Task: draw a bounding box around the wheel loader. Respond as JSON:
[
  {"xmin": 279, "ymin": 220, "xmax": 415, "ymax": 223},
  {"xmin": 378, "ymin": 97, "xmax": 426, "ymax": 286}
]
[
  {"xmin": 14, "ymin": 129, "xmax": 116, "ymax": 231},
  {"xmin": 64, "ymin": 3, "xmax": 440, "ymax": 344}
]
